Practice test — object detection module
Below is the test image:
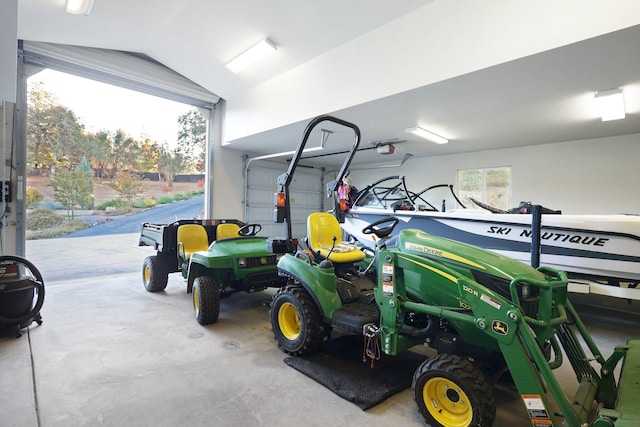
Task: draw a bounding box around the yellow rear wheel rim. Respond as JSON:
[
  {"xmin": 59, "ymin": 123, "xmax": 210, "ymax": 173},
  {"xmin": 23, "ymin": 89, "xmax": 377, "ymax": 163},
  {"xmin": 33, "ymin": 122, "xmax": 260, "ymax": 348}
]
[
  {"xmin": 423, "ymin": 377, "xmax": 473, "ymax": 427},
  {"xmin": 144, "ymin": 265, "xmax": 150, "ymax": 283},
  {"xmin": 193, "ymin": 289, "xmax": 200, "ymax": 312},
  {"xmin": 278, "ymin": 302, "xmax": 301, "ymax": 340}
]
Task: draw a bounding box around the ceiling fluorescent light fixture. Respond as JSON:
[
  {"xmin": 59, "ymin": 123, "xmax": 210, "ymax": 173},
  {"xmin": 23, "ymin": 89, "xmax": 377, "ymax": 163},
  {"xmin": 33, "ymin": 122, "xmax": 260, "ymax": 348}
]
[
  {"xmin": 226, "ymin": 39, "xmax": 277, "ymax": 74},
  {"xmin": 595, "ymin": 88, "xmax": 625, "ymax": 121},
  {"xmin": 405, "ymin": 127, "xmax": 448, "ymax": 144},
  {"xmin": 66, "ymin": 0, "xmax": 95, "ymax": 15}
]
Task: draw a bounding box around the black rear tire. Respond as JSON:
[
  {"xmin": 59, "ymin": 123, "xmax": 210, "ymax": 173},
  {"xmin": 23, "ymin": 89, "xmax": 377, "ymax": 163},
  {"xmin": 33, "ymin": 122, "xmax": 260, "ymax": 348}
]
[
  {"xmin": 270, "ymin": 285, "xmax": 329, "ymax": 356},
  {"xmin": 193, "ymin": 276, "xmax": 220, "ymax": 325},
  {"xmin": 142, "ymin": 256, "xmax": 168, "ymax": 292},
  {"xmin": 412, "ymin": 353, "xmax": 496, "ymax": 427}
]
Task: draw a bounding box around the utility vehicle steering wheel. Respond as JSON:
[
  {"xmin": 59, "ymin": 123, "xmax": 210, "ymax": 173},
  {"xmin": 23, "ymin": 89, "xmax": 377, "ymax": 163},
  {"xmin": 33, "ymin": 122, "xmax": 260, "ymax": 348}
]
[
  {"xmin": 362, "ymin": 217, "xmax": 400, "ymax": 239},
  {"xmin": 238, "ymin": 223, "xmax": 262, "ymax": 237}
]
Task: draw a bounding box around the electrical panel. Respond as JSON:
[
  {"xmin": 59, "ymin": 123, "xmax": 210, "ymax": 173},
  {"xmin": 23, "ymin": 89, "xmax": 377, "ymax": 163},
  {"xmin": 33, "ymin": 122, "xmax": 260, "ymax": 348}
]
[{"xmin": 1, "ymin": 180, "xmax": 10, "ymax": 202}]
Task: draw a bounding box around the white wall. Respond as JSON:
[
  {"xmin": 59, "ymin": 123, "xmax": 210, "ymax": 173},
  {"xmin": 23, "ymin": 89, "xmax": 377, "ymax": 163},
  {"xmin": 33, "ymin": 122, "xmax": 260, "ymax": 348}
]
[
  {"xmin": 349, "ymin": 133, "xmax": 640, "ymax": 215},
  {"xmin": 0, "ymin": 1, "xmax": 18, "ymax": 102}
]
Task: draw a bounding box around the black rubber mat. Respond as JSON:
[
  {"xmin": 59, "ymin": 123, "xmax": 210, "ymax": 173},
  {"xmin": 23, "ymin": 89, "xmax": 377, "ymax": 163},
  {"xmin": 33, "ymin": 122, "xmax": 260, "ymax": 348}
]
[{"xmin": 283, "ymin": 335, "xmax": 425, "ymax": 410}]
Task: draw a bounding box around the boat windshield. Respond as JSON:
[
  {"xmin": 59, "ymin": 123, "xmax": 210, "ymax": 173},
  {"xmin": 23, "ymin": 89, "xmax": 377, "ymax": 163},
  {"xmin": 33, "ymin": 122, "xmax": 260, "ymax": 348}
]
[{"xmin": 353, "ymin": 176, "xmax": 467, "ymax": 212}]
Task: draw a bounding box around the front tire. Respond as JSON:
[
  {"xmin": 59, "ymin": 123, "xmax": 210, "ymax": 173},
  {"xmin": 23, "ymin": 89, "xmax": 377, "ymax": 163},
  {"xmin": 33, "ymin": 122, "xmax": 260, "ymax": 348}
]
[
  {"xmin": 270, "ymin": 285, "xmax": 328, "ymax": 356},
  {"xmin": 142, "ymin": 256, "xmax": 168, "ymax": 292},
  {"xmin": 412, "ymin": 353, "xmax": 496, "ymax": 427},
  {"xmin": 193, "ymin": 276, "xmax": 220, "ymax": 325}
]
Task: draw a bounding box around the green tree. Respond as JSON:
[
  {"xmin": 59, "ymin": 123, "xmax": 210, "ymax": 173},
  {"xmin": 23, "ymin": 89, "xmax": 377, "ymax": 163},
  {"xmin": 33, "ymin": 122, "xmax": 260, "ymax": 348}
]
[
  {"xmin": 177, "ymin": 108, "xmax": 206, "ymax": 172},
  {"xmin": 74, "ymin": 156, "xmax": 95, "ymax": 209},
  {"xmin": 138, "ymin": 138, "xmax": 162, "ymax": 173},
  {"xmin": 84, "ymin": 131, "xmax": 111, "ymax": 180},
  {"xmin": 50, "ymin": 168, "xmax": 94, "ymax": 220},
  {"xmin": 109, "ymin": 172, "xmax": 146, "ymax": 208},
  {"xmin": 158, "ymin": 148, "xmax": 186, "ymax": 187},
  {"xmin": 110, "ymin": 129, "xmax": 140, "ymax": 176},
  {"xmin": 27, "ymin": 83, "xmax": 84, "ymax": 177}
]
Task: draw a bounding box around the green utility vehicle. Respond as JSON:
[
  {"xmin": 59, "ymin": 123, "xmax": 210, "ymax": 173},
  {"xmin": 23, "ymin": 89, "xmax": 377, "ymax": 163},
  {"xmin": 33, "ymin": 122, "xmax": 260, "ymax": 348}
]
[
  {"xmin": 271, "ymin": 115, "xmax": 640, "ymax": 426},
  {"xmin": 139, "ymin": 219, "xmax": 287, "ymax": 324}
]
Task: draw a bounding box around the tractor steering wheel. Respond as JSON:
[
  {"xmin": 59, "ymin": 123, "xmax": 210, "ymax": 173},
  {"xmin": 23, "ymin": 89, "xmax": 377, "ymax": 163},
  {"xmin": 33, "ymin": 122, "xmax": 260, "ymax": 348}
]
[
  {"xmin": 238, "ymin": 223, "xmax": 262, "ymax": 237},
  {"xmin": 362, "ymin": 217, "xmax": 400, "ymax": 239}
]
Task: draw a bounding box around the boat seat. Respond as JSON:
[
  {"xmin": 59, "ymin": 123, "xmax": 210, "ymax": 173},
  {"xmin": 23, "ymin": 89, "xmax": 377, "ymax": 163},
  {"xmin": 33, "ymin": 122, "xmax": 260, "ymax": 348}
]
[
  {"xmin": 216, "ymin": 223, "xmax": 241, "ymax": 240},
  {"xmin": 177, "ymin": 224, "xmax": 209, "ymax": 262},
  {"xmin": 307, "ymin": 212, "xmax": 365, "ymax": 263}
]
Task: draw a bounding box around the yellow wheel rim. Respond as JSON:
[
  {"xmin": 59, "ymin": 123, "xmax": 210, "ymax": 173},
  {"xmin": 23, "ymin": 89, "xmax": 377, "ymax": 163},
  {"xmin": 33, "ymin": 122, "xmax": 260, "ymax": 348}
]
[
  {"xmin": 193, "ymin": 289, "xmax": 200, "ymax": 313},
  {"xmin": 144, "ymin": 265, "xmax": 151, "ymax": 283},
  {"xmin": 278, "ymin": 302, "xmax": 301, "ymax": 340},
  {"xmin": 423, "ymin": 377, "xmax": 473, "ymax": 427}
]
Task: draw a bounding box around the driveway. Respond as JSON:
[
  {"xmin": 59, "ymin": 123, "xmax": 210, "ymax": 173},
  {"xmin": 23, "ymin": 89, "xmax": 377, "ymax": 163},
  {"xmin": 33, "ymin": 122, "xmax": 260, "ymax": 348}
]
[{"xmin": 64, "ymin": 195, "xmax": 204, "ymax": 237}]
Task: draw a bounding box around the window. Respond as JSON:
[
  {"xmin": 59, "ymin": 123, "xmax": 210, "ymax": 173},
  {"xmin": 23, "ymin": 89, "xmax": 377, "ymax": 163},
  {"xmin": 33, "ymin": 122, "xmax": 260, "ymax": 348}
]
[{"xmin": 457, "ymin": 167, "xmax": 511, "ymax": 210}]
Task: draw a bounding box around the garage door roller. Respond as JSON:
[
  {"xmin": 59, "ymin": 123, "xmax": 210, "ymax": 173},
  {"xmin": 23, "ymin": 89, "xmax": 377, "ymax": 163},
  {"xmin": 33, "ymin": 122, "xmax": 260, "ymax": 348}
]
[{"xmin": 0, "ymin": 256, "xmax": 45, "ymax": 338}]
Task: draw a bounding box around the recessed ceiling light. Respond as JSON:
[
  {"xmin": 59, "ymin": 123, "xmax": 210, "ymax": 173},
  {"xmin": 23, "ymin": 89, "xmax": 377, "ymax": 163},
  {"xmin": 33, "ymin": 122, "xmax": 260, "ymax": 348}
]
[
  {"xmin": 66, "ymin": 0, "xmax": 95, "ymax": 15},
  {"xmin": 405, "ymin": 127, "xmax": 448, "ymax": 144},
  {"xmin": 595, "ymin": 88, "xmax": 625, "ymax": 121},
  {"xmin": 226, "ymin": 39, "xmax": 277, "ymax": 74}
]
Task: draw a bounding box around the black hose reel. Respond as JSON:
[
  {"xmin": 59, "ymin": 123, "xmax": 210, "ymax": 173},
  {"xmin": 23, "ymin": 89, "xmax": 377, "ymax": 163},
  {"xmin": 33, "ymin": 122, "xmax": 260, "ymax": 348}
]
[{"xmin": 0, "ymin": 256, "xmax": 45, "ymax": 338}]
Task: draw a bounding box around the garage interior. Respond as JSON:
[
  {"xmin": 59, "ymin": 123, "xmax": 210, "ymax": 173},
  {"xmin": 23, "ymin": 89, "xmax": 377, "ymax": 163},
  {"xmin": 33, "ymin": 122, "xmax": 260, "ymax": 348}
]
[{"xmin": 2, "ymin": 1, "xmax": 640, "ymax": 426}]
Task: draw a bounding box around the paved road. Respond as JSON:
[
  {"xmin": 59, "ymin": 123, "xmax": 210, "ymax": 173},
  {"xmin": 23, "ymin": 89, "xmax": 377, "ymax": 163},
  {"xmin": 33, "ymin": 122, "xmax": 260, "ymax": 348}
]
[{"xmin": 63, "ymin": 195, "xmax": 205, "ymax": 237}]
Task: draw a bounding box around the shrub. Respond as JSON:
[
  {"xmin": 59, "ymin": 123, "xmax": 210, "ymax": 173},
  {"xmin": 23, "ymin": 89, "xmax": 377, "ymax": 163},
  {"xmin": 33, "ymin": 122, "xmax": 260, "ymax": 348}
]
[
  {"xmin": 96, "ymin": 198, "xmax": 128, "ymax": 210},
  {"xmin": 26, "ymin": 209, "xmax": 65, "ymax": 230},
  {"xmin": 158, "ymin": 195, "xmax": 173, "ymax": 204},
  {"xmin": 35, "ymin": 199, "xmax": 65, "ymax": 210},
  {"xmin": 109, "ymin": 172, "xmax": 146, "ymax": 207},
  {"xmin": 26, "ymin": 187, "xmax": 43, "ymax": 207},
  {"xmin": 26, "ymin": 220, "xmax": 89, "ymax": 240},
  {"xmin": 133, "ymin": 197, "xmax": 157, "ymax": 208}
]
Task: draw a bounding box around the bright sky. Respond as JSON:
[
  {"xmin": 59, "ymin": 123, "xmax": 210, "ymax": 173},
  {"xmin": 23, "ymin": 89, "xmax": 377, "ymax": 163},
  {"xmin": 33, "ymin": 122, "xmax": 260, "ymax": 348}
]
[{"xmin": 29, "ymin": 69, "xmax": 194, "ymax": 147}]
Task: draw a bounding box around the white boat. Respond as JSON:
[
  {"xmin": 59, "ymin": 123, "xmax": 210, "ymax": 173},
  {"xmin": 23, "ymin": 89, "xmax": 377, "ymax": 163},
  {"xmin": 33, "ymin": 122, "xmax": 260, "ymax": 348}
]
[{"xmin": 342, "ymin": 176, "xmax": 640, "ymax": 299}]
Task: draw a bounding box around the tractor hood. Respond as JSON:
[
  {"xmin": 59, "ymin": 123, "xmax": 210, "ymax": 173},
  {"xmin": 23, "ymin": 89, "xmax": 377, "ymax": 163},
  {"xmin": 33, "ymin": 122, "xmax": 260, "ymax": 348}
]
[
  {"xmin": 397, "ymin": 229, "xmax": 546, "ymax": 282},
  {"xmin": 208, "ymin": 237, "xmax": 271, "ymax": 257}
]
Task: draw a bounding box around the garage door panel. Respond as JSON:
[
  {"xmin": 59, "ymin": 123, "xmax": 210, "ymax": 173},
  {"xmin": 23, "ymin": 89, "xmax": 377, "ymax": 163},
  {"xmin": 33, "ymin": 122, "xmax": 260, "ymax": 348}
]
[{"xmin": 247, "ymin": 166, "xmax": 322, "ymax": 240}]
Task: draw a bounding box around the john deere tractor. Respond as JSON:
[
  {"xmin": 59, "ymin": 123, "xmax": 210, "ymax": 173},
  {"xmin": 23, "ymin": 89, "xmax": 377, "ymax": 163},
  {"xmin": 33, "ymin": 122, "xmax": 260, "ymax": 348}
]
[{"xmin": 270, "ymin": 115, "xmax": 640, "ymax": 427}]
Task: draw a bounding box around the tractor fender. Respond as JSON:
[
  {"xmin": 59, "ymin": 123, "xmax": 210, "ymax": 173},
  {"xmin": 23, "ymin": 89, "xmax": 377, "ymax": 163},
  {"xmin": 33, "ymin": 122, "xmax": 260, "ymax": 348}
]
[{"xmin": 276, "ymin": 253, "xmax": 342, "ymax": 321}]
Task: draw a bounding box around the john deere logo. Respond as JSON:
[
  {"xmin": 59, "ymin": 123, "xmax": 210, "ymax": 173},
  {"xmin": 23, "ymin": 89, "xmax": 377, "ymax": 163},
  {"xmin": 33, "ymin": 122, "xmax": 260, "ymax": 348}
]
[{"xmin": 492, "ymin": 320, "xmax": 509, "ymax": 336}]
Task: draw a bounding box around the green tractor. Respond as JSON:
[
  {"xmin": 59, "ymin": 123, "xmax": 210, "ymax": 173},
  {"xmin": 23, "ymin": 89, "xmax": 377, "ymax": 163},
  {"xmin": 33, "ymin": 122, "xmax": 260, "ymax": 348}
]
[
  {"xmin": 139, "ymin": 219, "xmax": 287, "ymax": 324},
  {"xmin": 271, "ymin": 115, "xmax": 640, "ymax": 426}
]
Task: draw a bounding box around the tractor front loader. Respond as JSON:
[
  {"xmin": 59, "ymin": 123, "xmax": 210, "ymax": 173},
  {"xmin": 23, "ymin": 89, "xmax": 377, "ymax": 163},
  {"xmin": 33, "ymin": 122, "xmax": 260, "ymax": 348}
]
[{"xmin": 270, "ymin": 115, "xmax": 640, "ymax": 427}]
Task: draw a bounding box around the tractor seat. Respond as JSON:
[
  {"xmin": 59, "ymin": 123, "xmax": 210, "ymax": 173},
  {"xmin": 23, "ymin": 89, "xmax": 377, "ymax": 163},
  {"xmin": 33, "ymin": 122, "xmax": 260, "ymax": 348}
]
[
  {"xmin": 177, "ymin": 224, "xmax": 210, "ymax": 261},
  {"xmin": 216, "ymin": 223, "xmax": 241, "ymax": 240},
  {"xmin": 307, "ymin": 212, "xmax": 365, "ymax": 263}
]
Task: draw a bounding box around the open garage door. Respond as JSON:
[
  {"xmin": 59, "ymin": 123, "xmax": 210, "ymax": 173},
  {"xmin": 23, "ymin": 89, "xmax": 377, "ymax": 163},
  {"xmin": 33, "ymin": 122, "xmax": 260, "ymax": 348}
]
[
  {"xmin": 246, "ymin": 165, "xmax": 323, "ymax": 239},
  {"xmin": 14, "ymin": 40, "xmax": 221, "ymax": 256},
  {"xmin": 20, "ymin": 41, "xmax": 219, "ymax": 108}
]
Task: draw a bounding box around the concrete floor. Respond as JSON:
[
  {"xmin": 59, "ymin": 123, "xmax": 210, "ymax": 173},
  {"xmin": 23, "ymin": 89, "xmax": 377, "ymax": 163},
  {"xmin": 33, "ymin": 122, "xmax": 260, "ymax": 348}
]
[{"xmin": 0, "ymin": 233, "xmax": 638, "ymax": 426}]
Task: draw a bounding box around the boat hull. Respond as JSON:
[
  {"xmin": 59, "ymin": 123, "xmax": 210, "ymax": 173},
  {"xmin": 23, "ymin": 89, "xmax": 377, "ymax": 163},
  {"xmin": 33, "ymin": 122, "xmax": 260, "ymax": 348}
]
[{"xmin": 344, "ymin": 208, "xmax": 640, "ymax": 283}]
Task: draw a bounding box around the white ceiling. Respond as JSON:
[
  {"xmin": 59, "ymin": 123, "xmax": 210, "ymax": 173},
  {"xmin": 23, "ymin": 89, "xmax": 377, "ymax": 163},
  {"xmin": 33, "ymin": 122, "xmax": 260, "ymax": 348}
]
[{"xmin": 16, "ymin": 1, "xmax": 640, "ymax": 167}]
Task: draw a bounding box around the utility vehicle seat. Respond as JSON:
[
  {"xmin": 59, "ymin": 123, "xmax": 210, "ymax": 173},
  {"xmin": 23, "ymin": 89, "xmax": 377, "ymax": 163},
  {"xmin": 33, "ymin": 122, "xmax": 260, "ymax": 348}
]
[
  {"xmin": 216, "ymin": 223, "xmax": 240, "ymax": 240},
  {"xmin": 177, "ymin": 224, "xmax": 209, "ymax": 261},
  {"xmin": 307, "ymin": 212, "xmax": 365, "ymax": 263}
]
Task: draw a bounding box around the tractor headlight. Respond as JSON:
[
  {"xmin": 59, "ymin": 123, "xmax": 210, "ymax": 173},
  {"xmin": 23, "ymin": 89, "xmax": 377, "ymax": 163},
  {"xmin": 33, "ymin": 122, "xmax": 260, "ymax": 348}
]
[
  {"xmin": 237, "ymin": 258, "xmax": 247, "ymax": 268},
  {"xmin": 521, "ymin": 284, "xmax": 530, "ymax": 299},
  {"xmin": 259, "ymin": 257, "xmax": 268, "ymax": 265}
]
